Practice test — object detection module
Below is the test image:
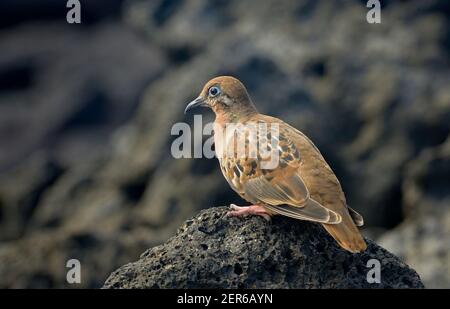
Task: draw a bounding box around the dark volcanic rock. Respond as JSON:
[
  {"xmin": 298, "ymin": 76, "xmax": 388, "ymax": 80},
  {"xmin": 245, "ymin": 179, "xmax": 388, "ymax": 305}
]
[{"xmin": 103, "ymin": 207, "xmax": 424, "ymax": 289}]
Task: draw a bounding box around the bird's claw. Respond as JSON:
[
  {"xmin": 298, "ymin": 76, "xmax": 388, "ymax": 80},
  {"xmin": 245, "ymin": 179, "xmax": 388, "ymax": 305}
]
[{"xmin": 226, "ymin": 204, "xmax": 272, "ymax": 222}]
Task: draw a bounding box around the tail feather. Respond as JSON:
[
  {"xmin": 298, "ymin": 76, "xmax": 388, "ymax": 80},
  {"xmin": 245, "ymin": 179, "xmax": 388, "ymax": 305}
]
[
  {"xmin": 347, "ymin": 206, "xmax": 364, "ymax": 226},
  {"xmin": 322, "ymin": 212, "xmax": 367, "ymax": 253}
]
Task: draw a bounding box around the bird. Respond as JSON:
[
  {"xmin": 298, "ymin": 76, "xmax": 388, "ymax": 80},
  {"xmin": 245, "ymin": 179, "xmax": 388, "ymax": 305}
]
[{"xmin": 184, "ymin": 76, "xmax": 367, "ymax": 253}]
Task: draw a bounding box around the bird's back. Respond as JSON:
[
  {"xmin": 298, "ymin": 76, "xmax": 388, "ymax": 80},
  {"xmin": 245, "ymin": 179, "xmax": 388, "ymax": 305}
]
[{"xmin": 246, "ymin": 114, "xmax": 367, "ymax": 253}]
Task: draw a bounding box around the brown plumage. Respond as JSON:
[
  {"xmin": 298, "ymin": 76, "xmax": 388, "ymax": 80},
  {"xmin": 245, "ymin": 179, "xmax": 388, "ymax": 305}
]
[{"xmin": 185, "ymin": 76, "xmax": 367, "ymax": 253}]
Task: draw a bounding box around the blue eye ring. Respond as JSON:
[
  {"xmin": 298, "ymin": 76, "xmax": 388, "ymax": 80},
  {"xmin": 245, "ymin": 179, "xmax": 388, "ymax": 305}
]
[{"xmin": 208, "ymin": 86, "xmax": 220, "ymax": 97}]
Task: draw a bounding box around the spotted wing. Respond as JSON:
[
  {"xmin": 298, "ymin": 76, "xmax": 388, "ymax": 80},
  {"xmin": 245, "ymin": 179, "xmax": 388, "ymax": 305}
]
[{"xmin": 221, "ymin": 124, "xmax": 341, "ymax": 224}]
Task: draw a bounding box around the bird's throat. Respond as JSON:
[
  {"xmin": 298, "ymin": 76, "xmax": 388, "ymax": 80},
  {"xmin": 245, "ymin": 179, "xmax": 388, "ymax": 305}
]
[{"xmin": 214, "ymin": 109, "xmax": 258, "ymax": 125}]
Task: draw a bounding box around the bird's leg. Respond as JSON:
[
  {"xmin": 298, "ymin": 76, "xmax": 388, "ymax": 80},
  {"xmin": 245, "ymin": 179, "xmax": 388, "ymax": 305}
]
[{"xmin": 227, "ymin": 204, "xmax": 272, "ymax": 221}]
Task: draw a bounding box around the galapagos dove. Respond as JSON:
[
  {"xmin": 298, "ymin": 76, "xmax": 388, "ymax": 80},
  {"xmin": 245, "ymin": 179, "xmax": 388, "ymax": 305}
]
[{"xmin": 185, "ymin": 76, "xmax": 366, "ymax": 253}]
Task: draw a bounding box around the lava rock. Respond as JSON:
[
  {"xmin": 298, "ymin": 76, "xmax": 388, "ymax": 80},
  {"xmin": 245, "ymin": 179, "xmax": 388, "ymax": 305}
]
[{"xmin": 103, "ymin": 207, "xmax": 424, "ymax": 289}]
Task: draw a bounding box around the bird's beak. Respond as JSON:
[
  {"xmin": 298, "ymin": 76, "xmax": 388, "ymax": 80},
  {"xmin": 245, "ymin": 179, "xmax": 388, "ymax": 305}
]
[{"xmin": 184, "ymin": 96, "xmax": 207, "ymax": 114}]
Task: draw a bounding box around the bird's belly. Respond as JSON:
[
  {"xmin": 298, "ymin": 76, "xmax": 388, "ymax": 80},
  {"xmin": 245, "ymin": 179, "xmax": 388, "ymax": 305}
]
[
  {"xmin": 219, "ymin": 154, "xmax": 270, "ymax": 206},
  {"xmin": 218, "ymin": 158, "xmax": 243, "ymax": 192}
]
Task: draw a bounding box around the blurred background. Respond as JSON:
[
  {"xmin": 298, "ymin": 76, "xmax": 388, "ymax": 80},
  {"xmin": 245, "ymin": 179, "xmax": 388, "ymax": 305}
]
[{"xmin": 0, "ymin": 0, "xmax": 449, "ymax": 288}]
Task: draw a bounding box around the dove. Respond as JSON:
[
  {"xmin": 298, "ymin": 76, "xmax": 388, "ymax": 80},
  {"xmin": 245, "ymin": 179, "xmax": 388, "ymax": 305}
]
[{"xmin": 185, "ymin": 76, "xmax": 367, "ymax": 253}]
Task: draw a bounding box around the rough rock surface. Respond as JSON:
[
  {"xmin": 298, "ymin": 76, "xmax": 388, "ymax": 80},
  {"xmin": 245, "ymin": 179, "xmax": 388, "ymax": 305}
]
[{"xmin": 103, "ymin": 207, "xmax": 424, "ymax": 289}]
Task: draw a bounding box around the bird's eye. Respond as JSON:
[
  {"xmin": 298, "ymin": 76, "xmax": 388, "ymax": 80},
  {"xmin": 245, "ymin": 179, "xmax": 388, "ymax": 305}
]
[{"xmin": 208, "ymin": 86, "xmax": 220, "ymax": 97}]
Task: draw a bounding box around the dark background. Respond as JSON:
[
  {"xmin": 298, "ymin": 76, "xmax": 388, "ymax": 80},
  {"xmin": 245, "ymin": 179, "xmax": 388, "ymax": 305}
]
[{"xmin": 0, "ymin": 0, "xmax": 449, "ymax": 288}]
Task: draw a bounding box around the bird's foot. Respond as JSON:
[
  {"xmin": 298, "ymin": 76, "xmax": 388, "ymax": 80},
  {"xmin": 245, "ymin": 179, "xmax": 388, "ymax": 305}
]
[{"xmin": 227, "ymin": 204, "xmax": 272, "ymax": 222}]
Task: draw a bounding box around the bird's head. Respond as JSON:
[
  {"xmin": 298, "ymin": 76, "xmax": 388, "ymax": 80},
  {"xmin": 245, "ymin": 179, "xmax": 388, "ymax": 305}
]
[{"xmin": 185, "ymin": 76, "xmax": 258, "ymax": 122}]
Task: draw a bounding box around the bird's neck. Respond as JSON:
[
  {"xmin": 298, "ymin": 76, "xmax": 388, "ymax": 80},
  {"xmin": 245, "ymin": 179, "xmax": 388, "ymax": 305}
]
[
  {"xmin": 214, "ymin": 104, "xmax": 258, "ymax": 125},
  {"xmin": 215, "ymin": 111, "xmax": 256, "ymax": 126}
]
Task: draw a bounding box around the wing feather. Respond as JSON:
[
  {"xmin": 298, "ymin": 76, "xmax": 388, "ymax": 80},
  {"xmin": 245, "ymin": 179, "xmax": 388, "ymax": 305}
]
[
  {"xmin": 265, "ymin": 199, "xmax": 342, "ymax": 224},
  {"xmin": 243, "ymin": 171, "xmax": 341, "ymax": 224},
  {"xmin": 221, "ymin": 119, "xmax": 343, "ymax": 225}
]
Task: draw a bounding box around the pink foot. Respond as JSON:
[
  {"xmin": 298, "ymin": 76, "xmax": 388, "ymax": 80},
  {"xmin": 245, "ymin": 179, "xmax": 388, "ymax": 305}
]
[{"xmin": 227, "ymin": 204, "xmax": 272, "ymax": 222}]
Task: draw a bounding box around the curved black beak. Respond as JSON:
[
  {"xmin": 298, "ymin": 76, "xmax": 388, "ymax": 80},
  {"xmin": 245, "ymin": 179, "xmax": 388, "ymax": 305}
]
[{"xmin": 184, "ymin": 97, "xmax": 207, "ymax": 114}]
